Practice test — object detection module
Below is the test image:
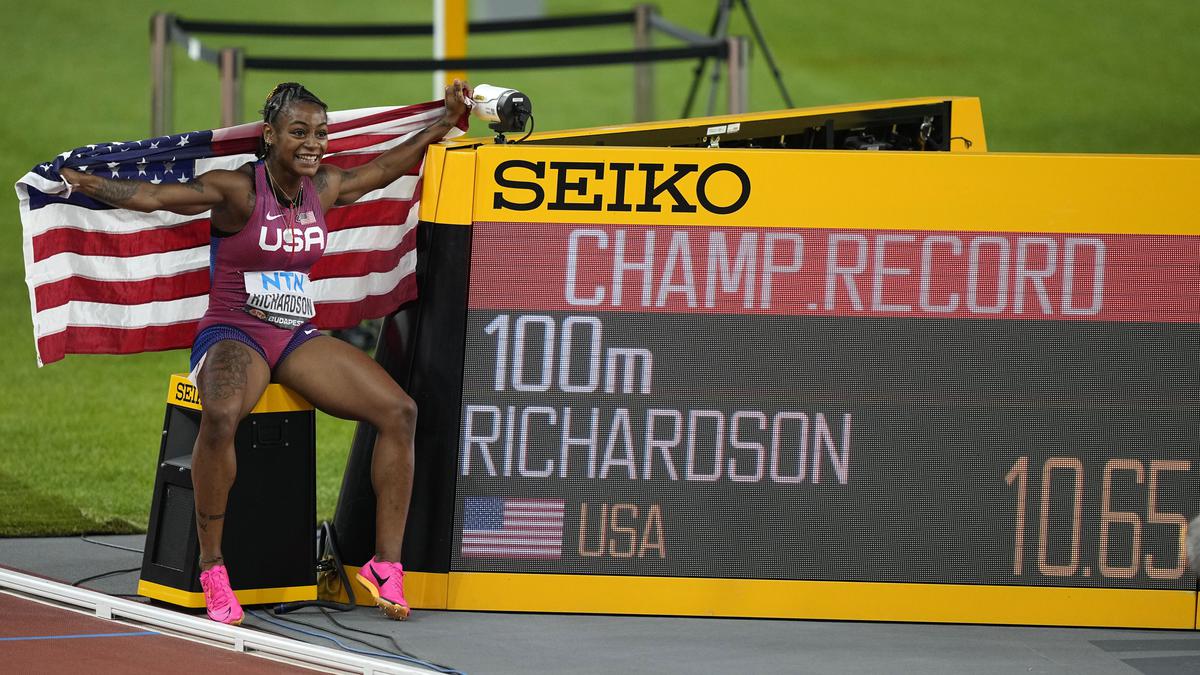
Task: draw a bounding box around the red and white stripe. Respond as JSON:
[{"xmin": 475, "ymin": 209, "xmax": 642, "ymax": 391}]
[{"xmin": 18, "ymin": 101, "xmax": 464, "ymax": 366}]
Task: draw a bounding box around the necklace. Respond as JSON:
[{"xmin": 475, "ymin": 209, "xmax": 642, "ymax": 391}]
[{"xmin": 264, "ymin": 162, "xmax": 303, "ymax": 209}]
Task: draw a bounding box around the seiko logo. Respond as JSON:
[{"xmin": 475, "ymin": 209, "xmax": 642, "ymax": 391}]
[
  {"xmin": 259, "ymin": 226, "xmax": 326, "ymax": 253},
  {"xmin": 492, "ymin": 160, "xmax": 751, "ymax": 215},
  {"xmin": 175, "ymin": 381, "xmax": 201, "ymax": 406}
]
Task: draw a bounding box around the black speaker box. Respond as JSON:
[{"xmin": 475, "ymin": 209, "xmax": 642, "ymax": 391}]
[{"xmin": 138, "ymin": 376, "xmax": 317, "ymax": 608}]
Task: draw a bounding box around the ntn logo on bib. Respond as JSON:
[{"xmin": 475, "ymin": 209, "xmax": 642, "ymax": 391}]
[
  {"xmin": 248, "ymin": 271, "xmax": 309, "ymax": 294},
  {"xmin": 243, "ymin": 270, "xmax": 316, "ymax": 328}
]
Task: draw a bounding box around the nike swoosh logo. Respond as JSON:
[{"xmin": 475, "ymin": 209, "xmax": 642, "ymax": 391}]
[
  {"xmin": 371, "ymin": 567, "xmax": 390, "ymax": 586},
  {"xmin": 265, "ymin": 212, "xmax": 284, "ymax": 221},
  {"xmin": 304, "ymin": 329, "xmax": 318, "ymax": 335}
]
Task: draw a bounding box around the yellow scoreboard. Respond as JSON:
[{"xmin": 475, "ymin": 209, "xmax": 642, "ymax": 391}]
[{"xmin": 340, "ymin": 97, "xmax": 1200, "ymax": 628}]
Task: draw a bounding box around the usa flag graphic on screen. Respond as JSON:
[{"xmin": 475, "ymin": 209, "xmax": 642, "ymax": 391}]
[{"xmin": 461, "ymin": 497, "xmax": 565, "ymax": 559}]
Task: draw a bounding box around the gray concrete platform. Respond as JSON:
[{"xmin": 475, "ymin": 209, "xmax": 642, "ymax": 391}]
[{"xmin": 2, "ymin": 535, "xmax": 1199, "ymax": 674}]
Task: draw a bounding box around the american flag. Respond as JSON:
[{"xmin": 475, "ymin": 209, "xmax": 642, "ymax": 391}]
[
  {"xmin": 461, "ymin": 497, "xmax": 565, "ymax": 559},
  {"xmin": 15, "ymin": 100, "xmax": 465, "ymax": 366}
]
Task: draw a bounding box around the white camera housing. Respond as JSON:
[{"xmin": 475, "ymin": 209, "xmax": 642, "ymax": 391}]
[{"xmin": 470, "ymin": 84, "xmax": 532, "ymax": 134}]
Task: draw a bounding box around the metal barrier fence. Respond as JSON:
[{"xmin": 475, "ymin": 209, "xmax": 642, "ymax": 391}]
[{"xmin": 149, "ymin": 8, "xmax": 746, "ymax": 135}]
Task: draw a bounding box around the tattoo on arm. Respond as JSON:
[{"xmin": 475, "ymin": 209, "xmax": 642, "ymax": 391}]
[
  {"xmin": 332, "ymin": 168, "xmax": 362, "ymax": 201},
  {"xmin": 184, "ymin": 180, "xmax": 206, "ymax": 194},
  {"xmin": 92, "ymin": 178, "xmax": 140, "ymax": 205},
  {"xmin": 197, "ymin": 510, "xmax": 226, "ymax": 533},
  {"xmin": 313, "ymin": 169, "xmax": 329, "ymax": 193}
]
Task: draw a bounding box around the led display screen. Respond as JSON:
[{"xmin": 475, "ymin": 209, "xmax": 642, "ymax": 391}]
[{"xmin": 451, "ymin": 201, "xmax": 1198, "ymax": 591}]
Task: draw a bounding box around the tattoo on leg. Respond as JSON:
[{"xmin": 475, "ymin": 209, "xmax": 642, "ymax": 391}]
[
  {"xmin": 199, "ymin": 555, "xmax": 224, "ymax": 566},
  {"xmin": 197, "ymin": 510, "xmax": 226, "ymax": 533},
  {"xmin": 93, "ymin": 178, "xmax": 139, "ymax": 205},
  {"xmin": 205, "ymin": 345, "xmax": 251, "ymax": 401}
]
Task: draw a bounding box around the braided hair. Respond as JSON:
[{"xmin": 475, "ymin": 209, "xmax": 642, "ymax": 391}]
[{"xmin": 259, "ymin": 82, "xmax": 328, "ymax": 158}]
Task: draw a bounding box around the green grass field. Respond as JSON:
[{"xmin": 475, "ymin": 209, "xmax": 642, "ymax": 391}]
[{"xmin": 2, "ymin": 0, "xmax": 1198, "ymax": 535}]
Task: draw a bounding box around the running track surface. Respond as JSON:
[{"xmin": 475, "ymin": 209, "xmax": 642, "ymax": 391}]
[{"xmin": 0, "ymin": 591, "xmax": 314, "ymax": 674}]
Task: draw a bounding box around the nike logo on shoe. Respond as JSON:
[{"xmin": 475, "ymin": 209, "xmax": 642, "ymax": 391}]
[
  {"xmin": 371, "ymin": 567, "xmax": 390, "ymax": 586},
  {"xmin": 265, "ymin": 212, "xmax": 284, "ymax": 221},
  {"xmin": 305, "ymin": 328, "xmax": 318, "ymax": 335}
]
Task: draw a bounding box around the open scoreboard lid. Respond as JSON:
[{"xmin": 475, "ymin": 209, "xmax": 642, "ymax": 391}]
[{"xmin": 446, "ymin": 96, "xmax": 987, "ymax": 152}]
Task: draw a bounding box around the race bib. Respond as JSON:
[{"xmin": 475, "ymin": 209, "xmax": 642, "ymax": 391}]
[{"xmin": 243, "ymin": 270, "xmax": 316, "ymax": 329}]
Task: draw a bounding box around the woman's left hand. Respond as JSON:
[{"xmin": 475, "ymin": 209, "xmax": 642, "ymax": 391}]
[{"xmin": 443, "ymin": 79, "xmax": 471, "ymax": 125}]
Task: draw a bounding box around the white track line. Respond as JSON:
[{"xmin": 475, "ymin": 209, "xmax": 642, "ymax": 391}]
[{"xmin": 0, "ymin": 568, "xmax": 428, "ymax": 674}]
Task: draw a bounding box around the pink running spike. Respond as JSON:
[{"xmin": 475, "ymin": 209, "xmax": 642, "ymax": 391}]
[
  {"xmin": 199, "ymin": 564, "xmax": 244, "ymax": 625},
  {"xmin": 355, "ymin": 557, "xmax": 410, "ymax": 620}
]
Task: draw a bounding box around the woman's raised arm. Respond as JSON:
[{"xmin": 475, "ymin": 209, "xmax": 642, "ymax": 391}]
[{"xmin": 314, "ymin": 80, "xmax": 471, "ymax": 208}]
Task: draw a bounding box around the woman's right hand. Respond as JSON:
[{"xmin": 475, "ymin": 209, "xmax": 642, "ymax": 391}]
[{"xmin": 59, "ymin": 167, "xmax": 87, "ymax": 193}]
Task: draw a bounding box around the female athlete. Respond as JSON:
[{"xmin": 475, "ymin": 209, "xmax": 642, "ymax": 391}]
[{"xmin": 61, "ymin": 79, "xmax": 471, "ymax": 624}]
